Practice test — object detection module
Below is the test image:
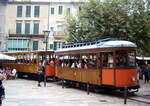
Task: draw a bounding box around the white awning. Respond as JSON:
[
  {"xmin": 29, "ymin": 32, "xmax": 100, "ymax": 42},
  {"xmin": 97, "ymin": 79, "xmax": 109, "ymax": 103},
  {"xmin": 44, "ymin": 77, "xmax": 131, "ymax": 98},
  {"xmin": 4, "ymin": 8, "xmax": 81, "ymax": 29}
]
[
  {"xmin": 136, "ymin": 56, "xmax": 150, "ymax": 60},
  {"xmin": 0, "ymin": 53, "xmax": 16, "ymax": 60}
]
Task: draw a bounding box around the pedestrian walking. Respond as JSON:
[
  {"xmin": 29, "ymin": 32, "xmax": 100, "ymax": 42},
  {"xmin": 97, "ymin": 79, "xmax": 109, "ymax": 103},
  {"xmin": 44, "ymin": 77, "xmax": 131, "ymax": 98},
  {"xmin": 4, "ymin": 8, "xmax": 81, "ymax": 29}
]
[
  {"xmin": 136, "ymin": 63, "xmax": 141, "ymax": 83},
  {"xmin": 42, "ymin": 59, "xmax": 47, "ymax": 74},
  {"xmin": 0, "ymin": 72, "xmax": 6, "ymax": 106},
  {"xmin": 37, "ymin": 62, "xmax": 43, "ymax": 87},
  {"xmin": 148, "ymin": 64, "xmax": 150, "ymax": 79},
  {"xmin": 143, "ymin": 64, "xmax": 149, "ymax": 83}
]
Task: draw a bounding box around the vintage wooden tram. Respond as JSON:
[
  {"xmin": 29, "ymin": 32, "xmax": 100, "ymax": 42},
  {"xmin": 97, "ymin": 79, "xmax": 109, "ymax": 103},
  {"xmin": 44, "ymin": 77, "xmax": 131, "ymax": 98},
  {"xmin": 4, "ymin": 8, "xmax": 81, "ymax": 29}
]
[
  {"xmin": 2, "ymin": 38, "xmax": 139, "ymax": 91},
  {"xmin": 2, "ymin": 51, "xmax": 55, "ymax": 78},
  {"xmin": 55, "ymin": 38, "xmax": 139, "ymax": 90}
]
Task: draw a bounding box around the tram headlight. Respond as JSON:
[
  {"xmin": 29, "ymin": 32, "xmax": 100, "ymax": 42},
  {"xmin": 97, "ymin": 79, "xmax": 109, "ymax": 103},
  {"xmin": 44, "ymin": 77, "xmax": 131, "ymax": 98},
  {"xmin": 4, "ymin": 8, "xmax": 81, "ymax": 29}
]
[{"xmin": 132, "ymin": 76, "xmax": 135, "ymax": 82}]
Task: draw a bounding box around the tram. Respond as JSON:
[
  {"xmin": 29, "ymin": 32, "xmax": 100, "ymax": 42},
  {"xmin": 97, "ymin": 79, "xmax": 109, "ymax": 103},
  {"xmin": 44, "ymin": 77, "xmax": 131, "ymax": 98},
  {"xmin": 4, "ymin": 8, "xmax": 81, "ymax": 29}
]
[
  {"xmin": 2, "ymin": 38, "xmax": 139, "ymax": 91},
  {"xmin": 55, "ymin": 38, "xmax": 139, "ymax": 90},
  {"xmin": 2, "ymin": 51, "xmax": 55, "ymax": 78}
]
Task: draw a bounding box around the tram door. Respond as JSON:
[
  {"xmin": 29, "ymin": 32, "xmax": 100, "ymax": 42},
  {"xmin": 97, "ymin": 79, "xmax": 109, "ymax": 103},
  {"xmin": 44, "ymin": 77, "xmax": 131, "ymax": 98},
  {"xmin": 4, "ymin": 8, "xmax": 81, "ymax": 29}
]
[{"xmin": 101, "ymin": 52, "xmax": 115, "ymax": 86}]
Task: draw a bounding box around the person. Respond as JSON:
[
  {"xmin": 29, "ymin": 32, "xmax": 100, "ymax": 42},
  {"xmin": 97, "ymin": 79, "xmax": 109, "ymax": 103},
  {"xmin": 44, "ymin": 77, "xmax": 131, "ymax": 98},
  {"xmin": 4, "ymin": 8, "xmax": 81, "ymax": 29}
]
[
  {"xmin": 84, "ymin": 63, "xmax": 88, "ymax": 69},
  {"xmin": 71, "ymin": 62, "xmax": 75, "ymax": 68},
  {"xmin": 0, "ymin": 72, "xmax": 6, "ymax": 106},
  {"xmin": 77, "ymin": 61, "xmax": 82, "ymax": 69},
  {"xmin": 38, "ymin": 62, "xmax": 43, "ymax": 87},
  {"xmin": 148, "ymin": 64, "xmax": 150, "ymax": 80},
  {"xmin": 136, "ymin": 63, "xmax": 141, "ymax": 83},
  {"xmin": 49, "ymin": 60, "xmax": 54, "ymax": 66},
  {"xmin": 7, "ymin": 68, "xmax": 12, "ymax": 80},
  {"xmin": 9, "ymin": 68, "xmax": 17, "ymax": 80},
  {"xmin": 143, "ymin": 64, "xmax": 149, "ymax": 83},
  {"xmin": 42, "ymin": 59, "xmax": 48, "ymax": 73}
]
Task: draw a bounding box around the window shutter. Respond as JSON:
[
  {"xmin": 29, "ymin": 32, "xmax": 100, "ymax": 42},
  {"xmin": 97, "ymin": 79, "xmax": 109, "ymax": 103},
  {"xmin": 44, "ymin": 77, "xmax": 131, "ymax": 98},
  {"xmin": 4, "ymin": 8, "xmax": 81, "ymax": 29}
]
[
  {"xmin": 17, "ymin": 6, "xmax": 22, "ymax": 17},
  {"xmin": 16, "ymin": 23, "xmax": 22, "ymax": 34},
  {"xmin": 26, "ymin": 6, "xmax": 31, "ymax": 17},
  {"xmin": 25, "ymin": 23, "xmax": 30, "ymax": 34},
  {"xmin": 51, "ymin": 7, "xmax": 54, "ymax": 14},
  {"xmin": 53, "ymin": 41, "xmax": 57, "ymax": 50},
  {"xmin": 33, "ymin": 23, "xmax": 39, "ymax": 34},
  {"xmin": 34, "ymin": 6, "xmax": 40, "ymax": 17},
  {"xmin": 33, "ymin": 41, "xmax": 38, "ymax": 51},
  {"xmin": 58, "ymin": 6, "xmax": 63, "ymax": 15},
  {"xmin": 50, "ymin": 44, "xmax": 53, "ymax": 49}
]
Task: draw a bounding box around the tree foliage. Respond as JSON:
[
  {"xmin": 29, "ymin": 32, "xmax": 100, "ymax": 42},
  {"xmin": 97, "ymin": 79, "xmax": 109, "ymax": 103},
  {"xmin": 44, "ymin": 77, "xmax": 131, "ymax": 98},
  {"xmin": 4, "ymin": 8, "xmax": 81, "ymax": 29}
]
[{"xmin": 64, "ymin": 0, "xmax": 150, "ymax": 56}]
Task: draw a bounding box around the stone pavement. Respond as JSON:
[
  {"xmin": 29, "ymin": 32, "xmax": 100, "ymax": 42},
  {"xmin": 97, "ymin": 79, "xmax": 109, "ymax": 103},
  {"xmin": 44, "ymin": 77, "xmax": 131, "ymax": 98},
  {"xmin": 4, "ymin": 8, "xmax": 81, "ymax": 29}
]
[{"xmin": 2, "ymin": 79, "xmax": 150, "ymax": 106}]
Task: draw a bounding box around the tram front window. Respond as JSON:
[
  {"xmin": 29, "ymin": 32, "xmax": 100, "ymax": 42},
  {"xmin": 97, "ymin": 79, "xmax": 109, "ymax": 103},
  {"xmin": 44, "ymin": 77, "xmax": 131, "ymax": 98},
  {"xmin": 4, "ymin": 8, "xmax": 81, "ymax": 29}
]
[
  {"xmin": 116, "ymin": 51, "xmax": 127, "ymax": 67},
  {"xmin": 128, "ymin": 51, "xmax": 135, "ymax": 67}
]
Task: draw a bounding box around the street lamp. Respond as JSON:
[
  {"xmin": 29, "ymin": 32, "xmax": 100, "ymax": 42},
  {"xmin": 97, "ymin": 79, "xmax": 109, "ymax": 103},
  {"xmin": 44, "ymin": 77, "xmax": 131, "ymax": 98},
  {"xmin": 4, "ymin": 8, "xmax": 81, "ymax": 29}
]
[{"xmin": 43, "ymin": 29, "xmax": 50, "ymax": 87}]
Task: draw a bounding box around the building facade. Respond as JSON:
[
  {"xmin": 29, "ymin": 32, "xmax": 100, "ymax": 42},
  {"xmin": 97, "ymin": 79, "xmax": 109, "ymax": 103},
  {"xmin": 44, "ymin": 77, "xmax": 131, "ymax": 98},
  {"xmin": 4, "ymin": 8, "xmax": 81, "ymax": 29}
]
[
  {"xmin": 48, "ymin": 0, "xmax": 79, "ymax": 50},
  {"xmin": 0, "ymin": 0, "xmax": 8, "ymax": 52},
  {"xmin": 7, "ymin": 0, "xmax": 80, "ymax": 52}
]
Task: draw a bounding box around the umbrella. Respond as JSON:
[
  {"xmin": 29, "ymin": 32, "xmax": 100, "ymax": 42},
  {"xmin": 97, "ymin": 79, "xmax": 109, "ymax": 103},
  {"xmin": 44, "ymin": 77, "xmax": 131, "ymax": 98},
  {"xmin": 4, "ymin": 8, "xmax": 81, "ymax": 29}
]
[{"xmin": 0, "ymin": 53, "xmax": 16, "ymax": 60}]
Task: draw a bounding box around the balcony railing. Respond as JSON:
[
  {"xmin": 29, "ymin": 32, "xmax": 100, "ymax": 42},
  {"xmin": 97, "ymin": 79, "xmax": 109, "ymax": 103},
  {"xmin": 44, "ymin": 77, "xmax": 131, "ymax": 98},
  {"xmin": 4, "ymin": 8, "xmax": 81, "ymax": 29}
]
[
  {"xmin": 53, "ymin": 31, "xmax": 64, "ymax": 39},
  {"xmin": 9, "ymin": 34, "xmax": 45, "ymax": 38}
]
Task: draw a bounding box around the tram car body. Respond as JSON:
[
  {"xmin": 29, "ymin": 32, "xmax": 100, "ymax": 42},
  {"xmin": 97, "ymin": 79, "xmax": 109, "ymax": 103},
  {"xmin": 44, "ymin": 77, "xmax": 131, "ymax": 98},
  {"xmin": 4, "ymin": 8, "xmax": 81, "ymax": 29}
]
[
  {"xmin": 3, "ymin": 51, "xmax": 55, "ymax": 78},
  {"xmin": 55, "ymin": 39, "xmax": 139, "ymax": 90}
]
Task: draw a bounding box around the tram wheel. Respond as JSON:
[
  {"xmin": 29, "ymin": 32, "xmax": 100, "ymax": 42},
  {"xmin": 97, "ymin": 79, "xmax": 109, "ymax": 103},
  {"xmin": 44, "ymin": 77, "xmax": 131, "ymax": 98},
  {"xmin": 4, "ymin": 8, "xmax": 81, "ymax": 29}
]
[{"xmin": 17, "ymin": 72, "xmax": 23, "ymax": 78}]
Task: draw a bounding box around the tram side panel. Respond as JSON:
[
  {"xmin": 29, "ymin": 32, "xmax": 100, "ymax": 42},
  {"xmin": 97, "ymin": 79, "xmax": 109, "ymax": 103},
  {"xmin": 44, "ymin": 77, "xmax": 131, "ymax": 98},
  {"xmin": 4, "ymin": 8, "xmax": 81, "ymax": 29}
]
[
  {"xmin": 115, "ymin": 69, "xmax": 137, "ymax": 87},
  {"xmin": 57, "ymin": 67, "xmax": 101, "ymax": 85},
  {"xmin": 102, "ymin": 69, "xmax": 114, "ymax": 86}
]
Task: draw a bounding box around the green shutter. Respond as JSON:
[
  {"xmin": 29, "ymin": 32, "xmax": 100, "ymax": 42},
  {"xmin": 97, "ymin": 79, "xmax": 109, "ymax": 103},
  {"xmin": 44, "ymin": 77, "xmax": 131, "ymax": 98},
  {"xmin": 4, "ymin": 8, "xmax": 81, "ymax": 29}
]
[
  {"xmin": 17, "ymin": 6, "xmax": 22, "ymax": 17},
  {"xmin": 51, "ymin": 7, "xmax": 54, "ymax": 15},
  {"xmin": 62, "ymin": 42, "xmax": 66, "ymax": 46},
  {"xmin": 58, "ymin": 6, "xmax": 63, "ymax": 15},
  {"xmin": 33, "ymin": 41, "xmax": 38, "ymax": 51},
  {"xmin": 33, "ymin": 23, "xmax": 39, "ymax": 34},
  {"xmin": 67, "ymin": 8, "xmax": 70, "ymax": 14},
  {"xmin": 50, "ymin": 44, "xmax": 53, "ymax": 49},
  {"xmin": 25, "ymin": 23, "xmax": 30, "ymax": 34},
  {"xmin": 16, "ymin": 23, "xmax": 22, "ymax": 34},
  {"xmin": 26, "ymin": 6, "xmax": 31, "ymax": 17},
  {"xmin": 34, "ymin": 6, "xmax": 40, "ymax": 17},
  {"xmin": 53, "ymin": 41, "xmax": 57, "ymax": 50}
]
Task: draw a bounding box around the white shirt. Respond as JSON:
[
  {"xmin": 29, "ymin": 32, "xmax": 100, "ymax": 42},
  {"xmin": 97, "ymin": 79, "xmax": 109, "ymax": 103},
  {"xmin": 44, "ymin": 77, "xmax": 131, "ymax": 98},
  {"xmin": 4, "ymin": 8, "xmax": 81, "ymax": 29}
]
[{"xmin": 12, "ymin": 69, "xmax": 17, "ymax": 76}]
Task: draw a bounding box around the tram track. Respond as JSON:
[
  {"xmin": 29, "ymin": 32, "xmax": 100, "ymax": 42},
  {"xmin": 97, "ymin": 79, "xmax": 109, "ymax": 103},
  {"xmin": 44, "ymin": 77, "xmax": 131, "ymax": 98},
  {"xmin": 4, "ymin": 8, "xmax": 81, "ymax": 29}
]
[{"xmin": 128, "ymin": 94, "xmax": 150, "ymax": 104}]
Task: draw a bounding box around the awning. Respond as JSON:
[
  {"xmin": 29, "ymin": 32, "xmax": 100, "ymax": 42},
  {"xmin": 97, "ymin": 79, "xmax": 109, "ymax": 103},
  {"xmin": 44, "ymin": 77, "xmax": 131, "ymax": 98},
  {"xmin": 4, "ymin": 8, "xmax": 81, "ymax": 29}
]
[
  {"xmin": 0, "ymin": 53, "xmax": 16, "ymax": 60},
  {"xmin": 136, "ymin": 56, "xmax": 150, "ymax": 61}
]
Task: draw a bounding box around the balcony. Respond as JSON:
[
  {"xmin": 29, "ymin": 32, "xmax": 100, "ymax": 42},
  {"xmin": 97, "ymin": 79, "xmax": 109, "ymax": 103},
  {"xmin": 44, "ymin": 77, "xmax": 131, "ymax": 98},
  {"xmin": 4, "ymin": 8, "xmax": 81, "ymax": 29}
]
[
  {"xmin": 9, "ymin": 34, "xmax": 45, "ymax": 38},
  {"xmin": 53, "ymin": 31, "xmax": 64, "ymax": 40}
]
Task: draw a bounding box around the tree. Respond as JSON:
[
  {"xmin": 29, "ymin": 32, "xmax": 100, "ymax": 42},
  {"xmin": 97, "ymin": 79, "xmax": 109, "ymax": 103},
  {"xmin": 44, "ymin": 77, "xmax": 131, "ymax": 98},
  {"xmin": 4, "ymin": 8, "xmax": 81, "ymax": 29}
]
[{"xmin": 64, "ymin": 0, "xmax": 150, "ymax": 56}]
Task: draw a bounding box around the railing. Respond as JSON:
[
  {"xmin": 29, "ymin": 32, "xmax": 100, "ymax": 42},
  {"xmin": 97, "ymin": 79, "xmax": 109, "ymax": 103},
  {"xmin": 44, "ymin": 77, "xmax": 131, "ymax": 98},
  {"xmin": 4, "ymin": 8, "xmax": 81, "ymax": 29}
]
[{"xmin": 62, "ymin": 38, "xmax": 117, "ymax": 49}]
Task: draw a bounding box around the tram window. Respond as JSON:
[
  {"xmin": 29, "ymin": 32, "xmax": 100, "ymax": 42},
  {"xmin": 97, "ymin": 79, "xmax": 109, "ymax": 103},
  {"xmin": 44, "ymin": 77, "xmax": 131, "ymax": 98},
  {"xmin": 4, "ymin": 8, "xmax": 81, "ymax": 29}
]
[
  {"xmin": 70, "ymin": 56, "xmax": 76, "ymax": 68},
  {"xmin": 102, "ymin": 52, "xmax": 113, "ymax": 68},
  {"xmin": 116, "ymin": 51, "xmax": 127, "ymax": 67},
  {"xmin": 89, "ymin": 54, "xmax": 97, "ymax": 68},
  {"xmin": 128, "ymin": 51, "xmax": 135, "ymax": 67},
  {"xmin": 58, "ymin": 56, "xmax": 63, "ymax": 67},
  {"xmin": 81, "ymin": 55, "xmax": 88, "ymax": 69}
]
